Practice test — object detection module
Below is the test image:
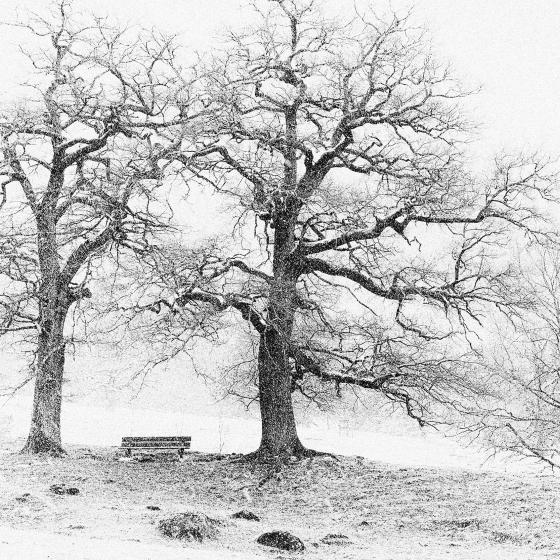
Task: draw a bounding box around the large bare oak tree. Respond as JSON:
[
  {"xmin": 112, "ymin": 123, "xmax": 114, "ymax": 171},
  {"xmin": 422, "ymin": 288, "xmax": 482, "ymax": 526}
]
[{"xmin": 132, "ymin": 0, "xmax": 558, "ymax": 460}]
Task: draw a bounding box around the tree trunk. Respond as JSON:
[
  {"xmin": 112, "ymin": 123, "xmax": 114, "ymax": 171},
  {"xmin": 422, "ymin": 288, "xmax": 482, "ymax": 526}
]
[
  {"xmin": 254, "ymin": 227, "xmax": 306, "ymax": 458},
  {"xmin": 22, "ymin": 200, "xmax": 69, "ymax": 455},
  {"xmin": 22, "ymin": 302, "xmax": 67, "ymax": 455},
  {"xmin": 253, "ymin": 102, "xmax": 307, "ymax": 459},
  {"xmin": 256, "ymin": 327, "xmax": 305, "ymax": 458}
]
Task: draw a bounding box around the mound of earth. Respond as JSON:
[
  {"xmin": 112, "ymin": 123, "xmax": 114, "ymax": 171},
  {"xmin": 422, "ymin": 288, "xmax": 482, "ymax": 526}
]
[{"xmin": 158, "ymin": 512, "xmax": 223, "ymax": 541}]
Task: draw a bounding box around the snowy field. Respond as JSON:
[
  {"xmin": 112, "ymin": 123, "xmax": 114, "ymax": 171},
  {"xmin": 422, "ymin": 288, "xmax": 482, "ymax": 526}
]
[
  {"xmin": 0, "ymin": 392, "xmax": 552, "ymax": 559},
  {"xmin": 0, "ymin": 444, "xmax": 557, "ymax": 560},
  {"xmin": 0, "ymin": 396, "xmax": 537, "ymax": 474}
]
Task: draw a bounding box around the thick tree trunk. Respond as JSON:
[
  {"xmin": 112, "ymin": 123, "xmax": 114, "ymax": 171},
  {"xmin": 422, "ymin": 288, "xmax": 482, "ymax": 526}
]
[
  {"xmin": 253, "ymin": 102, "xmax": 308, "ymax": 460},
  {"xmin": 254, "ymin": 224, "xmax": 307, "ymax": 458},
  {"xmin": 256, "ymin": 327, "xmax": 305, "ymax": 458},
  {"xmin": 22, "ymin": 200, "xmax": 69, "ymax": 455},
  {"xmin": 22, "ymin": 300, "xmax": 67, "ymax": 455}
]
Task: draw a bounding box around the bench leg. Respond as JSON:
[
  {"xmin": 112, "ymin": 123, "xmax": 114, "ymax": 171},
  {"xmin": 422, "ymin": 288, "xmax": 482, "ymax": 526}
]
[
  {"xmin": 178, "ymin": 448, "xmax": 184, "ymax": 459},
  {"xmin": 126, "ymin": 448, "xmax": 131, "ymax": 458}
]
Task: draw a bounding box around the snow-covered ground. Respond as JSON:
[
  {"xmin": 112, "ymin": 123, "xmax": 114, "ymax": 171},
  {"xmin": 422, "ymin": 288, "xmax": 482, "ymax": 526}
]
[
  {"xmin": 0, "ymin": 446, "xmax": 556, "ymax": 560},
  {"xmin": 0, "ymin": 527, "xmax": 258, "ymax": 560}
]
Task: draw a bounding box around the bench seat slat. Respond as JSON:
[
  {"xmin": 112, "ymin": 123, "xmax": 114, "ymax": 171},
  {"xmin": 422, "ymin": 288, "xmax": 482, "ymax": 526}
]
[
  {"xmin": 122, "ymin": 436, "xmax": 191, "ymax": 442},
  {"xmin": 121, "ymin": 440, "xmax": 191, "ymax": 445}
]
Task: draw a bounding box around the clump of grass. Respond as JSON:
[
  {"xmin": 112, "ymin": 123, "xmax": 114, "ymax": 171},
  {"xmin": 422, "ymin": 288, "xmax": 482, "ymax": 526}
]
[
  {"xmin": 158, "ymin": 512, "xmax": 223, "ymax": 541},
  {"xmin": 488, "ymin": 530, "xmax": 522, "ymax": 544}
]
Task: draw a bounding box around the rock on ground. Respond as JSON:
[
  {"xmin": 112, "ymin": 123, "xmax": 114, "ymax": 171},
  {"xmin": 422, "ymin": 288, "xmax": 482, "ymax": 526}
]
[
  {"xmin": 158, "ymin": 512, "xmax": 223, "ymax": 542},
  {"xmin": 321, "ymin": 533, "xmax": 351, "ymax": 545},
  {"xmin": 50, "ymin": 484, "xmax": 80, "ymax": 495},
  {"xmin": 231, "ymin": 510, "xmax": 260, "ymax": 521},
  {"xmin": 257, "ymin": 531, "xmax": 305, "ymax": 551}
]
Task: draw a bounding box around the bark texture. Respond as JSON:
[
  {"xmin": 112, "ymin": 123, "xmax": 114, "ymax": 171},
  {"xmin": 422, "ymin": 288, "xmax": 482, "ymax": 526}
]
[
  {"xmin": 22, "ymin": 304, "xmax": 66, "ymax": 455},
  {"xmin": 254, "ymin": 143, "xmax": 306, "ymax": 457},
  {"xmin": 22, "ymin": 207, "xmax": 69, "ymax": 455},
  {"xmin": 256, "ymin": 277, "xmax": 305, "ymax": 457}
]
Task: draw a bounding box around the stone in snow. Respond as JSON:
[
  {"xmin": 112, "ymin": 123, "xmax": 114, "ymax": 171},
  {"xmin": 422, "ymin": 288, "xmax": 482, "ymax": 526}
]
[
  {"xmin": 257, "ymin": 531, "xmax": 305, "ymax": 551},
  {"xmin": 231, "ymin": 510, "xmax": 260, "ymax": 521},
  {"xmin": 321, "ymin": 533, "xmax": 351, "ymax": 545},
  {"xmin": 50, "ymin": 484, "xmax": 80, "ymax": 496}
]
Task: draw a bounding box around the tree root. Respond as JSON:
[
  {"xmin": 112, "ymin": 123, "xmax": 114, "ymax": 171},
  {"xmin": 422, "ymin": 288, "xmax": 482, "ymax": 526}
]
[
  {"xmin": 21, "ymin": 432, "xmax": 66, "ymax": 457},
  {"xmin": 233, "ymin": 446, "xmax": 339, "ymax": 465},
  {"xmin": 230, "ymin": 447, "xmax": 341, "ymax": 491}
]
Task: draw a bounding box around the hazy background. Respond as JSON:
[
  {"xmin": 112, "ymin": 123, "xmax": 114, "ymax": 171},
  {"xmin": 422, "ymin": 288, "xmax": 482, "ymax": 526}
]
[{"xmin": 0, "ymin": 0, "xmax": 558, "ymax": 470}]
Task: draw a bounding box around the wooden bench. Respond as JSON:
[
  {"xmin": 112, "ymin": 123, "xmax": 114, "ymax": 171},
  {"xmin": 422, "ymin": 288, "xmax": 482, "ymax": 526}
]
[{"xmin": 121, "ymin": 436, "xmax": 191, "ymax": 458}]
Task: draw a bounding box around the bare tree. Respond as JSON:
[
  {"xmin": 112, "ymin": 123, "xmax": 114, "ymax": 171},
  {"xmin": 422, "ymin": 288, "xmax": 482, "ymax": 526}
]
[
  {"xmin": 0, "ymin": 1, "xmax": 199, "ymax": 453},
  {"xmin": 132, "ymin": 0, "xmax": 559, "ymax": 460}
]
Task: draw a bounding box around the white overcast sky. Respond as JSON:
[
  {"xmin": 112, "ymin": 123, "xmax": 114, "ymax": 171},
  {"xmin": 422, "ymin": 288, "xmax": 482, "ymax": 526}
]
[{"xmin": 0, "ymin": 0, "xmax": 559, "ymax": 164}]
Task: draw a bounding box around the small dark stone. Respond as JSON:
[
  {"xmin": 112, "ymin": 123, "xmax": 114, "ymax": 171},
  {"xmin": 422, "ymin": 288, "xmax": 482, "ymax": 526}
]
[
  {"xmin": 231, "ymin": 510, "xmax": 260, "ymax": 521},
  {"xmin": 50, "ymin": 484, "xmax": 79, "ymax": 495},
  {"xmin": 358, "ymin": 520, "xmax": 371, "ymax": 527},
  {"xmin": 257, "ymin": 531, "xmax": 305, "ymax": 552},
  {"xmin": 147, "ymin": 505, "xmax": 161, "ymax": 511},
  {"xmin": 50, "ymin": 484, "xmax": 66, "ymax": 495},
  {"xmin": 321, "ymin": 533, "xmax": 351, "ymax": 545},
  {"xmin": 136, "ymin": 455, "xmax": 155, "ymax": 463},
  {"xmin": 15, "ymin": 493, "xmax": 31, "ymax": 503}
]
